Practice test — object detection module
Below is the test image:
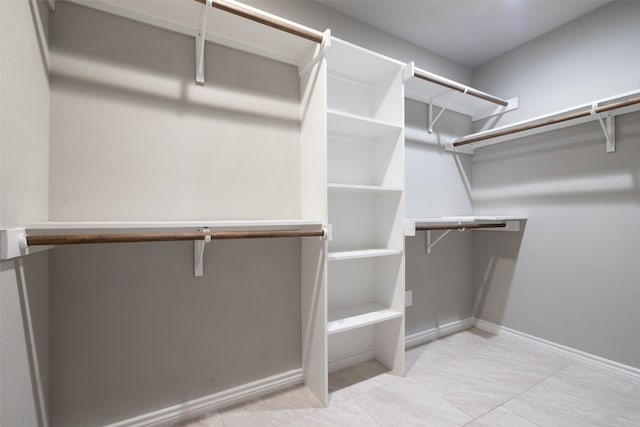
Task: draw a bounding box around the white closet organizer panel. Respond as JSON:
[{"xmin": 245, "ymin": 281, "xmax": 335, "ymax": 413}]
[
  {"xmin": 327, "ymin": 110, "xmax": 402, "ymax": 138},
  {"xmin": 326, "ymin": 39, "xmax": 404, "ymax": 124},
  {"xmin": 328, "ymin": 127, "xmax": 403, "ymax": 188},
  {"xmin": 325, "ymin": 38, "xmax": 404, "ymax": 86},
  {"xmin": 328, "ymin": 184, "xmax": 402, "ymax": 194},
  {"xmin": 327, "ymin": 303, "xmax": 402, "ymax": 335},
  {"xmin": 328, "ymin": 193, "xmax": 403, "ymax": 252},
  {"xmin": 328, "ymin": 248, "xmax": 402, "ymax": 261}
]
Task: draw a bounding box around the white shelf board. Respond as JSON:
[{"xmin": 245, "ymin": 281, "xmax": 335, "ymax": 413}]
[
  {"xmin": 328, "ymin": 183, "xmax": 402, "ymax": 194},
  {"xmin": 328, "ymin": 248, "xmax": 402, "ymax": 261},
  {"xmin": 408, "ymin": 216, "xmax": 526, "ymax": 233},
  {"xmin": 23, "ymin": 219, "xmax": 323, "ymax": 234},
  {"xmin": 405, "ymin": 76, "xmax": 509, "ymax": 118},
  {"xmin": 326, "ymin": 38, "xmax": 403, "ymax": 85},
  {"xmin": 70, "ymin": 0, "xmax": 320, "ymax": 66},
  {"xmin": 454, "ymin": 89, "xmax": 640, "ymax": 151},
  {"xmin": 411, "ymin": 216, "xmax": 525, "ymax": 224},
  {"xmin": 328, "ymin": 110, "xmax": 402, "ymax": 138},
  {"xmin": 327, "ymin": 303, "xmax": 402, "ymax": 335}
]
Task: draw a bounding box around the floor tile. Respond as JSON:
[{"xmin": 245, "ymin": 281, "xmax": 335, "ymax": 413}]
[
  {"xmin": 354, "ymin": 377, "xmax": 472, "ymax": 426},
  {"xmin": 220, "ymin": 385, "xmax": 322, "ymax": 427},
  {"xmin": 505, "ymin": 363, "xmax": 640, "ymax": 426},
  {"xmin": 464, "ymin": 406, "xmax": 537, "ymax": 427},
  {"xmin": 412, "ymin": 337, "xmax": 571, "ymax": 417},
  {"xmin": 280, "ymin": 400, "xmax": 379, "ymax": 427},
  {"xmin": 405, "ymin": 329, "xmax": 500, "ymax": 378},
  {"xmin": 328, "ymin": 359, "xmax": 400, "ymax": 402}
]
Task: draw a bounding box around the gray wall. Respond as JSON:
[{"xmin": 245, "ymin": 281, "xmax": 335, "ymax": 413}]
[
  {"xmin": 50, "ymin": 239, "xmax": 301, "ymax": 427},
  {"xmin": 49, "ymin": 2, "xmax": 301, "ymax": 221},
  {"xmin": 0, "ymin": 0, "xmax": 50, "ymax": 425},
  {"xmin": 48, "ymin": 3, "xmax": 304, "ymax": 426},
  {"xmin": 471, "ymin": 1, "xmax": 640, "ymax": 368},
  {"xmin": 404, "ymin": 99, "xmax": 474, "ymax": 336},
  {"xmin": 244, "ymin": 0, "xmax": 471, "ymax": 83},
  {"xmin": 473, "ymin": 0, "xmax": 640, "ymax": 128}
]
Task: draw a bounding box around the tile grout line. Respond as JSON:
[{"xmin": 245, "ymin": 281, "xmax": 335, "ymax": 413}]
[
  {"xmin": 461, "ymin": 361, "xmax": 578, "ymax": 426},
  {"xmin": 352, "ymin": 393, "xmax": 386, "ymax": 427}
]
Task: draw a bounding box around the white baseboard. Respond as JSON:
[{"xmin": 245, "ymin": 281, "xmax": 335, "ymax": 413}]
[
  {"xmin": 405, "ymin": 317, "xmax": 475, "ymax": 349},
  {"xmin": 475, "ymin": 319, "xmax": 640, "ymax": 380},
  {"xmin": 328, "ymin": 348, "xmax": 375, "ymax": 373},
  {"xmin": 105, "ymin": 369, "xmax": 303, "ymax": 427}
]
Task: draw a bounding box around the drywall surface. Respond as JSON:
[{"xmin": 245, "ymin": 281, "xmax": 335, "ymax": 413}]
[
  {"xmin": 406, "ymin": 230, "xmax": 473, "ymax": 336},
  {"xmin": 0, "ymin": 0, "xmax": 49, "ymax": 227},
  {"xmin": 0, "ymin": 0, "xmax": 50, "ymax": 425},
  {"xmin": 473, "ymin": 1, "xmax": 640, "ymax": 129},
  {"xmin": 50, "ymin": 239, "xmax": 302, "ymax": 427},
  {"xmin": 1, "ymin": 254, "xmax": 50, "ymax": 427},
  {"xmin": 49, "ymin": 2, "xmax": 301, "ymax": 221},
  {"xmin": 404, "ymin": 99, "xmax": 474, "ymax": 335},
  {"xmin": 472, "ymin": 111, "xmax": 640, "ymax": 368},
  {"xmin": 404, "ymin": 99, "xmax": 472, "ymax": 218},
  {"xmin": 47, "ymin": 4, "xmax": 306, "ymax": 425},
  {"xmin": 244, "ymin": 0, "xmax": 471, "ymax": 84}
]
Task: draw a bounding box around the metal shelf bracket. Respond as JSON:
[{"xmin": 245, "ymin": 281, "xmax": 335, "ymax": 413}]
[
  {"xmin": 592, "ymin": 103, "xmax": 615, "ymax": 153},
  {"xmin": 426, "ymin": 222, "xmax": 466, "ymax": 254},
  {"xmin": 298, "ymin": 29, "xmax": 331, "ymax": 77},
  {"xmin": 194, "ymin": 227, "xmax": 211, "ymax": 277},
  {"xmin": 428, "ymin": 88, "xmax": 467, "ymax": 133},
  {"xmin": 195, "ymin": 0, "xmax": 212, "ymax": 85}
]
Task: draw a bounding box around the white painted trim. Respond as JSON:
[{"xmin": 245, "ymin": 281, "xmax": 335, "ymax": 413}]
[
  {"xmin": 475, "ymin": 319, "xmax": 640, "ymax": 380},
  {"xmin": 105, "ymin": 369, "xmax": 302, "ymax": 427},
  {"xmin": 328, "ymin": 349, "xmax": 374, "ymax": 373},
  {"xmin": 405, "ymin": 317, "xmax": 475, "ymax": 349}
]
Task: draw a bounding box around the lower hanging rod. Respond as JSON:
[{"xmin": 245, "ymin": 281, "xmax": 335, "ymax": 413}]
[
  {"xmin": 25, "ymin": 229, "xmax": 325, "ymax": 246},
  {"xmin": 416, "ymin": 222, "xmax": 506, "ymax": 231}
]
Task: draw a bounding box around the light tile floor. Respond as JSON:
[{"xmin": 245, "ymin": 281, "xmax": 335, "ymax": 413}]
[{"xmin": 176, "ymin": 328, "xmax": 640, "ymax": 426}]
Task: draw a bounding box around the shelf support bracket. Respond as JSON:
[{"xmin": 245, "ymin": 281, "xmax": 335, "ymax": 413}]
[
  {"xmin": 194, "ymin": 227, "xmax": 211, "ymax": 277},
  {"xmin": 195, "ymin": 0, "xmax": 212, "ymax": 85},
  {"xmin": 592, "ymin": 104, "xmax": 615, "ymax": 153},
  {"xmin": 428, "ymin": 88, "xmax": 467, "ymax": 133},
  {"xmin": 425, "ymin": 222, "xmax": 466, "ymax": 254},
  {"xmin": 298, "ymin": 29, "xmax": 331, "ymax": 77}
]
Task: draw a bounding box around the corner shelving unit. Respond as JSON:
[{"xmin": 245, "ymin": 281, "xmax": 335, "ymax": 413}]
[{"xmin": 324, "ymin": 38, "xmax": 406, "ymax": 376}]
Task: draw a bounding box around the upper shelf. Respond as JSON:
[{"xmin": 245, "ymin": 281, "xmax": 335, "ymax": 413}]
[
  {"xmin": 70, "ymin": 0, "xmax": 323, "ymax": 66},
  {"xmin": 21, "ymin": 219, "xmax": 323, "ymax": 234},
  {"xmin": 453, "ymin": 89, "xmax": 640, "ymax": 151},
  {"xmin": 328, "ymin": 110, "xmax": 402, "ymax": 139},
  {"xmin": 325, "ymin": 38, "xmax": 404, "ymax": 84},
  {"xmin": 407, "ymin": 216, "xmax": 526, "ymax": 233},
  {"xmin": 404, "ymin": 62, "xmax": 514, "ymax": 119}
]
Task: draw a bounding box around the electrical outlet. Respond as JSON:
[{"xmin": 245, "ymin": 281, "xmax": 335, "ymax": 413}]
[{"xmin": 405, "ymin": 290, "xmax": 413, "ymax": 307}]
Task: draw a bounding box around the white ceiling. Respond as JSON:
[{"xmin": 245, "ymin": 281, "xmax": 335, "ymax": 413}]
[{"xmin": 315, "ymin": 0, "xmax": 610, "ymax": 68}]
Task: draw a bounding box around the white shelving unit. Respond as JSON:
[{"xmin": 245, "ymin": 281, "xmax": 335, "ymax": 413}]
[{"xmin": 324, "ymin": 38, "xmax": 406, "ymax": 377}]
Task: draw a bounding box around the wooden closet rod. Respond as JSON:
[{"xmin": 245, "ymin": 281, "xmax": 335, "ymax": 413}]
[
  {"xmin": 413, "ymin": 68, "xmax": 508, "ymax": 107},
  {"xmin": 416, "ymin": 222, "xmax": 506, "ymax": 231},
  {"xmin": 25, "ymin": 229, "xmax": 325, "ymax": 246},
  {"xmin": 192, "ymin": 0, "xmax": 324, "ymax": 44},
  {"xmin": 454, "ymin": 95, "xmax": 640, "ymax": 147}
]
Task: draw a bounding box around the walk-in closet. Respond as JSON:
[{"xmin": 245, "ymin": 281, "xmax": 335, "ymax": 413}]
[{"xmin": 2, "ymin": 0, "xmax": 639, "ymax": 426}]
